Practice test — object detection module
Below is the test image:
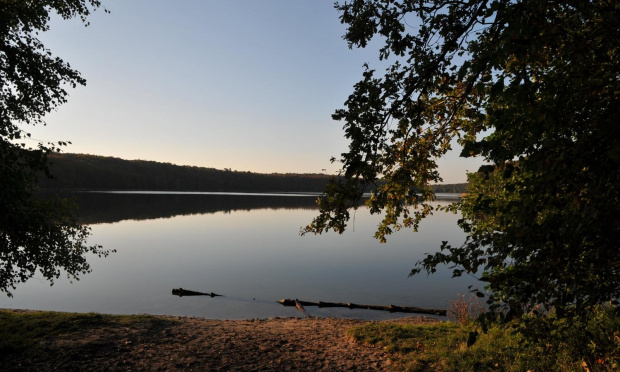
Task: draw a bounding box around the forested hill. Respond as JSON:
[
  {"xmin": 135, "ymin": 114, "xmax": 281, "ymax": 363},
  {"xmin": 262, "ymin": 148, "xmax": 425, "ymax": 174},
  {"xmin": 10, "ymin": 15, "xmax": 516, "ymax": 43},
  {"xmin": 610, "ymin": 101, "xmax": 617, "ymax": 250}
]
[
  {"xmin": 39, "ymin": 153, "xmax": 332, "ymax": 192},
  {"xmin": 39, "ymin": 153, "xmax": 468, "ymax": 193},
  {"xmin": 431, "ymin": 183, "xmax": 469, "ymax": 193}
]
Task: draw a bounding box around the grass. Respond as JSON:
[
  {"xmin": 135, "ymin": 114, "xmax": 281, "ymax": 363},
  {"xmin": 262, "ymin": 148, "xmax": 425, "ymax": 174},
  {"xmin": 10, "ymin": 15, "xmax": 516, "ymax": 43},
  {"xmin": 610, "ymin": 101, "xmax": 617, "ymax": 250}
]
[
  {"xmin": 347, "ymin": 321, "xmax": 539, "ymax": 371},
  {"xmin": 347, "ymin": 308, "xmax": 620, "ymax": 371},
  {"xmin": 0, "ymin": 309, "xmax": 166, "ymax": 353},
  {"xmin": 2, "ymin": 307, "xmax": 618, "ymax": 371}
]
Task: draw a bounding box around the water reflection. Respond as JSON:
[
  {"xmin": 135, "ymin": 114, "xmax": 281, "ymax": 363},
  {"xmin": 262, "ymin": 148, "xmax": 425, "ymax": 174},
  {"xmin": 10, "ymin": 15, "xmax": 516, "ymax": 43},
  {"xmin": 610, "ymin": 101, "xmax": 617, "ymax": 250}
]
[
  {"xmin": 64, "ymin": 191, "xmax": 322, "ymax": 224},
  {"xmin": 1, "ymin": 192, "xmax": 474, "ymax": 320},
  {"xmin": 64, "ymin": 191, "xmax": 460, "ymax": 225}
]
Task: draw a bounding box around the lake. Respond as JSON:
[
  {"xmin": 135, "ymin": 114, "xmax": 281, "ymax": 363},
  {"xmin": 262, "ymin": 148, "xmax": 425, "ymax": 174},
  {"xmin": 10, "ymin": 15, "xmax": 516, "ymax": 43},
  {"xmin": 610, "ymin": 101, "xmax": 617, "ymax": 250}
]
[{"xmin": 0, "ymin": 192, "xmax": 478, "ymax": 320}]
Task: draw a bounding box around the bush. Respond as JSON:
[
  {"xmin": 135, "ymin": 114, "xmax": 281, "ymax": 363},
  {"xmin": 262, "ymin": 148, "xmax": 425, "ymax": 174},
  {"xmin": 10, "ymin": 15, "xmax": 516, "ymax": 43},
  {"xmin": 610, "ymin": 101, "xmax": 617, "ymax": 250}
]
[{"xmin": 447, "ymin": 293, "xmax": 485, "ymax": 325}]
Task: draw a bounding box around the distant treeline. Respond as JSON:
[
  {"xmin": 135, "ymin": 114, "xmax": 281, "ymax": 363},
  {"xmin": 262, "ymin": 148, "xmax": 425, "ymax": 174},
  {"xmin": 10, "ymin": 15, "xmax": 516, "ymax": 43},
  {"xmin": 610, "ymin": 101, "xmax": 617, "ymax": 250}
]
[
  {"xmin": 39, "ymin": 153, "xmax": 468, "ymax": 193},
  {"xmin": 432, "ymin": 183, "xmax": 468, "ymax": 193},
  {"xmin": 40, "ymin": 153, "xmax": 332, "ymax": 192}
]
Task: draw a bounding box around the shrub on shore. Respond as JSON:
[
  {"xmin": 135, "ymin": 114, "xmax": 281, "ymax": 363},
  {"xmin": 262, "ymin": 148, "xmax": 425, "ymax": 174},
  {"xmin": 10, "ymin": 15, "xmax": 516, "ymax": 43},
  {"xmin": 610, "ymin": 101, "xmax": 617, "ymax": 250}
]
[{"xmin": 347, "ymin": 305, "xmax": 620, "ymax": 371}]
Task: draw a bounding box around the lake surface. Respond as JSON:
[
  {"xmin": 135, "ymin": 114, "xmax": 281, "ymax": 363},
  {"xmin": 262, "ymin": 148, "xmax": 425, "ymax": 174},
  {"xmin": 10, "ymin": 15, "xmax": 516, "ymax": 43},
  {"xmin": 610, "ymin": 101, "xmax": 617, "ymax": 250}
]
[{"xmin": 0, "ymin": 192, "xmax": 479, "ymax": 320}]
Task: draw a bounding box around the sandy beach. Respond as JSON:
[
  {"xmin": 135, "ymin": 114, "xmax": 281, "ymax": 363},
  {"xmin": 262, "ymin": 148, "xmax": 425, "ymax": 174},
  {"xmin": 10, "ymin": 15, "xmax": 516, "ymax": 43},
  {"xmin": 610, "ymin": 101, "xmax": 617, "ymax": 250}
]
[{"xmin": 2, "ymin": 310, "xmax": 439, "ymax": 371}]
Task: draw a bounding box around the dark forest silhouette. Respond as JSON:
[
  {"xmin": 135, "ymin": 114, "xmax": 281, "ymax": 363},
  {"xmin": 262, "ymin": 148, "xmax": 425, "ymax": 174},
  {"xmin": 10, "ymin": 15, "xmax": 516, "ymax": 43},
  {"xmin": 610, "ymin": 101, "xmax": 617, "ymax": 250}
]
[
  {"xmin": 40, "ymin": 153, "xmax": 333, "ymax": 192},
  {"xmin": 40, "ymin": 153, "xmax": 468, "ymax": 194}
]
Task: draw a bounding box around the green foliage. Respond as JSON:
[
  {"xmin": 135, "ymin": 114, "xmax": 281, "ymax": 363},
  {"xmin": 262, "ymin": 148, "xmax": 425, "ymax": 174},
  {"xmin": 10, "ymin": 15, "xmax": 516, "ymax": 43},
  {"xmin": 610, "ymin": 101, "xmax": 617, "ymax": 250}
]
[
  {"xmin": 348, "ymin": 306, "xmax": 620, "ymax": 371},
  {"xmin": 348, "ymin": 321, "xmax": 458, "ymax": 353},
  {"xmin": 0, "ymin": 1, "xmax": 112, "ymax": 295},
  {"xmin": 306, "ymin": 0, "xmax": 620, "ymax": 343},
  {"xmin": 509, "ymin": 305, "xmax": 620, "ymax": 371}
]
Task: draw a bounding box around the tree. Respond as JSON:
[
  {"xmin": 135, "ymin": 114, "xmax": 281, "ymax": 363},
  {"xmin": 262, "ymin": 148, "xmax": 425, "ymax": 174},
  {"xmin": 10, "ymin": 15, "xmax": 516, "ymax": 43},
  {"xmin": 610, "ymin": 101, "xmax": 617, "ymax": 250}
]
[
  {"xmin": 305, "ymin": 0, "xmax": 619, "ymax": 329},
  {"xmin": 0, "ymin": 1, "xmax": 112, "ymax": 296}
]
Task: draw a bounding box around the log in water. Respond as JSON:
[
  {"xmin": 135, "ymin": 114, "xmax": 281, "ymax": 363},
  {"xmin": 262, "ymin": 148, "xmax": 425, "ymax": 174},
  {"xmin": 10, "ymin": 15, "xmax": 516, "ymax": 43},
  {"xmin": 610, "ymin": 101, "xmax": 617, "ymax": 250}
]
[
  {"xmin": 172, "ymin": 288, "xmax": 222, "ymax": 297},
  {"xmin": 277, "ymin": 298, "xmax": 447, "ymax": 316},
  {"xmin": 171, "ymin": 288, "xmax": 447, "ymax": 316}
]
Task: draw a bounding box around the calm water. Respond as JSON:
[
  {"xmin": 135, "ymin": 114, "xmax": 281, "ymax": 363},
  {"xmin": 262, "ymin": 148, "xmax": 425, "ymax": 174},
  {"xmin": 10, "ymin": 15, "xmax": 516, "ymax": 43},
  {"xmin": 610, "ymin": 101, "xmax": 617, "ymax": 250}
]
[{"xmin": 0, "ymin": 192, "xmax": 478, "ymax": 320}]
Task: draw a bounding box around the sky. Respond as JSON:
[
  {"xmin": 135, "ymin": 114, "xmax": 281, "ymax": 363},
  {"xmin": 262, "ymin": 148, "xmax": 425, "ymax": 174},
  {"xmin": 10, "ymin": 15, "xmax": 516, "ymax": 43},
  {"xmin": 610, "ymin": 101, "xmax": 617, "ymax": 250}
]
[{"xmin": 31, "ymin": 0, "xmax": 483, "ymax": 183}]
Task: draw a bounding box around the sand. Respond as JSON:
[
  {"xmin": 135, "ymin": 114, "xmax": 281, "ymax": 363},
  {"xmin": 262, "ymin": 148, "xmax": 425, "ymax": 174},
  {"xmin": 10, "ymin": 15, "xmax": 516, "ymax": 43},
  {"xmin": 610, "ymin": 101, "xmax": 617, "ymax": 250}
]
[{"xmin": 2, "ymin": 310, "xmax": 439, "ymax": 371}]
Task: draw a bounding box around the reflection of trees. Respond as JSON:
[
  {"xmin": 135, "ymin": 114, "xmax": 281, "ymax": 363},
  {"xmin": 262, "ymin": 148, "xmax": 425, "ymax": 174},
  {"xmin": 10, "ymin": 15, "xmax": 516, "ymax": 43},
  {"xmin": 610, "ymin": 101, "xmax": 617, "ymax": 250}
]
[
  {"xmin": 63, "ymin": 193, "xmax": 321, "ymax": 224},
  {"xmin": 43, "ymin": 192, "xmax": 462, "ymax": 225}
]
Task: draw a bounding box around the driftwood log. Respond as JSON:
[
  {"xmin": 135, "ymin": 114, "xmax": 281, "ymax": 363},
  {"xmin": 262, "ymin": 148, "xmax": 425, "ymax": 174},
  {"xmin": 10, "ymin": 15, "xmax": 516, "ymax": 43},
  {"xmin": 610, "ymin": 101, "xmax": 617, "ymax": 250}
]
[
  {"xmin": 172, "ymin": 288, "xmax": 221, "ymax": 297},
  {"xmin": 170, "ymin": 289, "xmax": 446, "ymax": 316},
  {"xmin": 294, "ymin": 299, "xmax": 309, "ymax": 317},
  {"xmin": 277, "ymin": 298, "xmax": 447, "ymax": 316}
]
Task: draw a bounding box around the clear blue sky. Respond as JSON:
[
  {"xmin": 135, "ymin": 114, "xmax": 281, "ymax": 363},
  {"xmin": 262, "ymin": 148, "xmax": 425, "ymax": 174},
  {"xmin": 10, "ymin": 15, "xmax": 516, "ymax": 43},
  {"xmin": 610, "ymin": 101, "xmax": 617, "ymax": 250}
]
[{"xmin": 32, "ymin": 0, "xmax": 482, "ymax": 183}]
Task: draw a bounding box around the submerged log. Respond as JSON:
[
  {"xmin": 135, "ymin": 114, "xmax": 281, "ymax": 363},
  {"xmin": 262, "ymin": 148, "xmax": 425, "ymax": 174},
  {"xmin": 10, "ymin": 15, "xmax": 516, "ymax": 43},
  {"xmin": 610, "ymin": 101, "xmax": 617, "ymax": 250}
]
[
  {"xmin": 277, "ymin": 298, "xmax": 446, "ymax": 316},
  {"xmin": 172, "ymin": 288, "xmax": 222, "ymax": 297}
]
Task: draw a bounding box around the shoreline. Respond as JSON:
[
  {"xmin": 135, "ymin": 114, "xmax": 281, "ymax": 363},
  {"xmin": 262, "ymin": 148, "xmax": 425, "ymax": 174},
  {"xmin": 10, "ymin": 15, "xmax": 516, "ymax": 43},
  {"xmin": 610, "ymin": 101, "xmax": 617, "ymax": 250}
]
[{"xmin": 1, "ymin": 309, "xmax": 439, "ymax": 371}]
